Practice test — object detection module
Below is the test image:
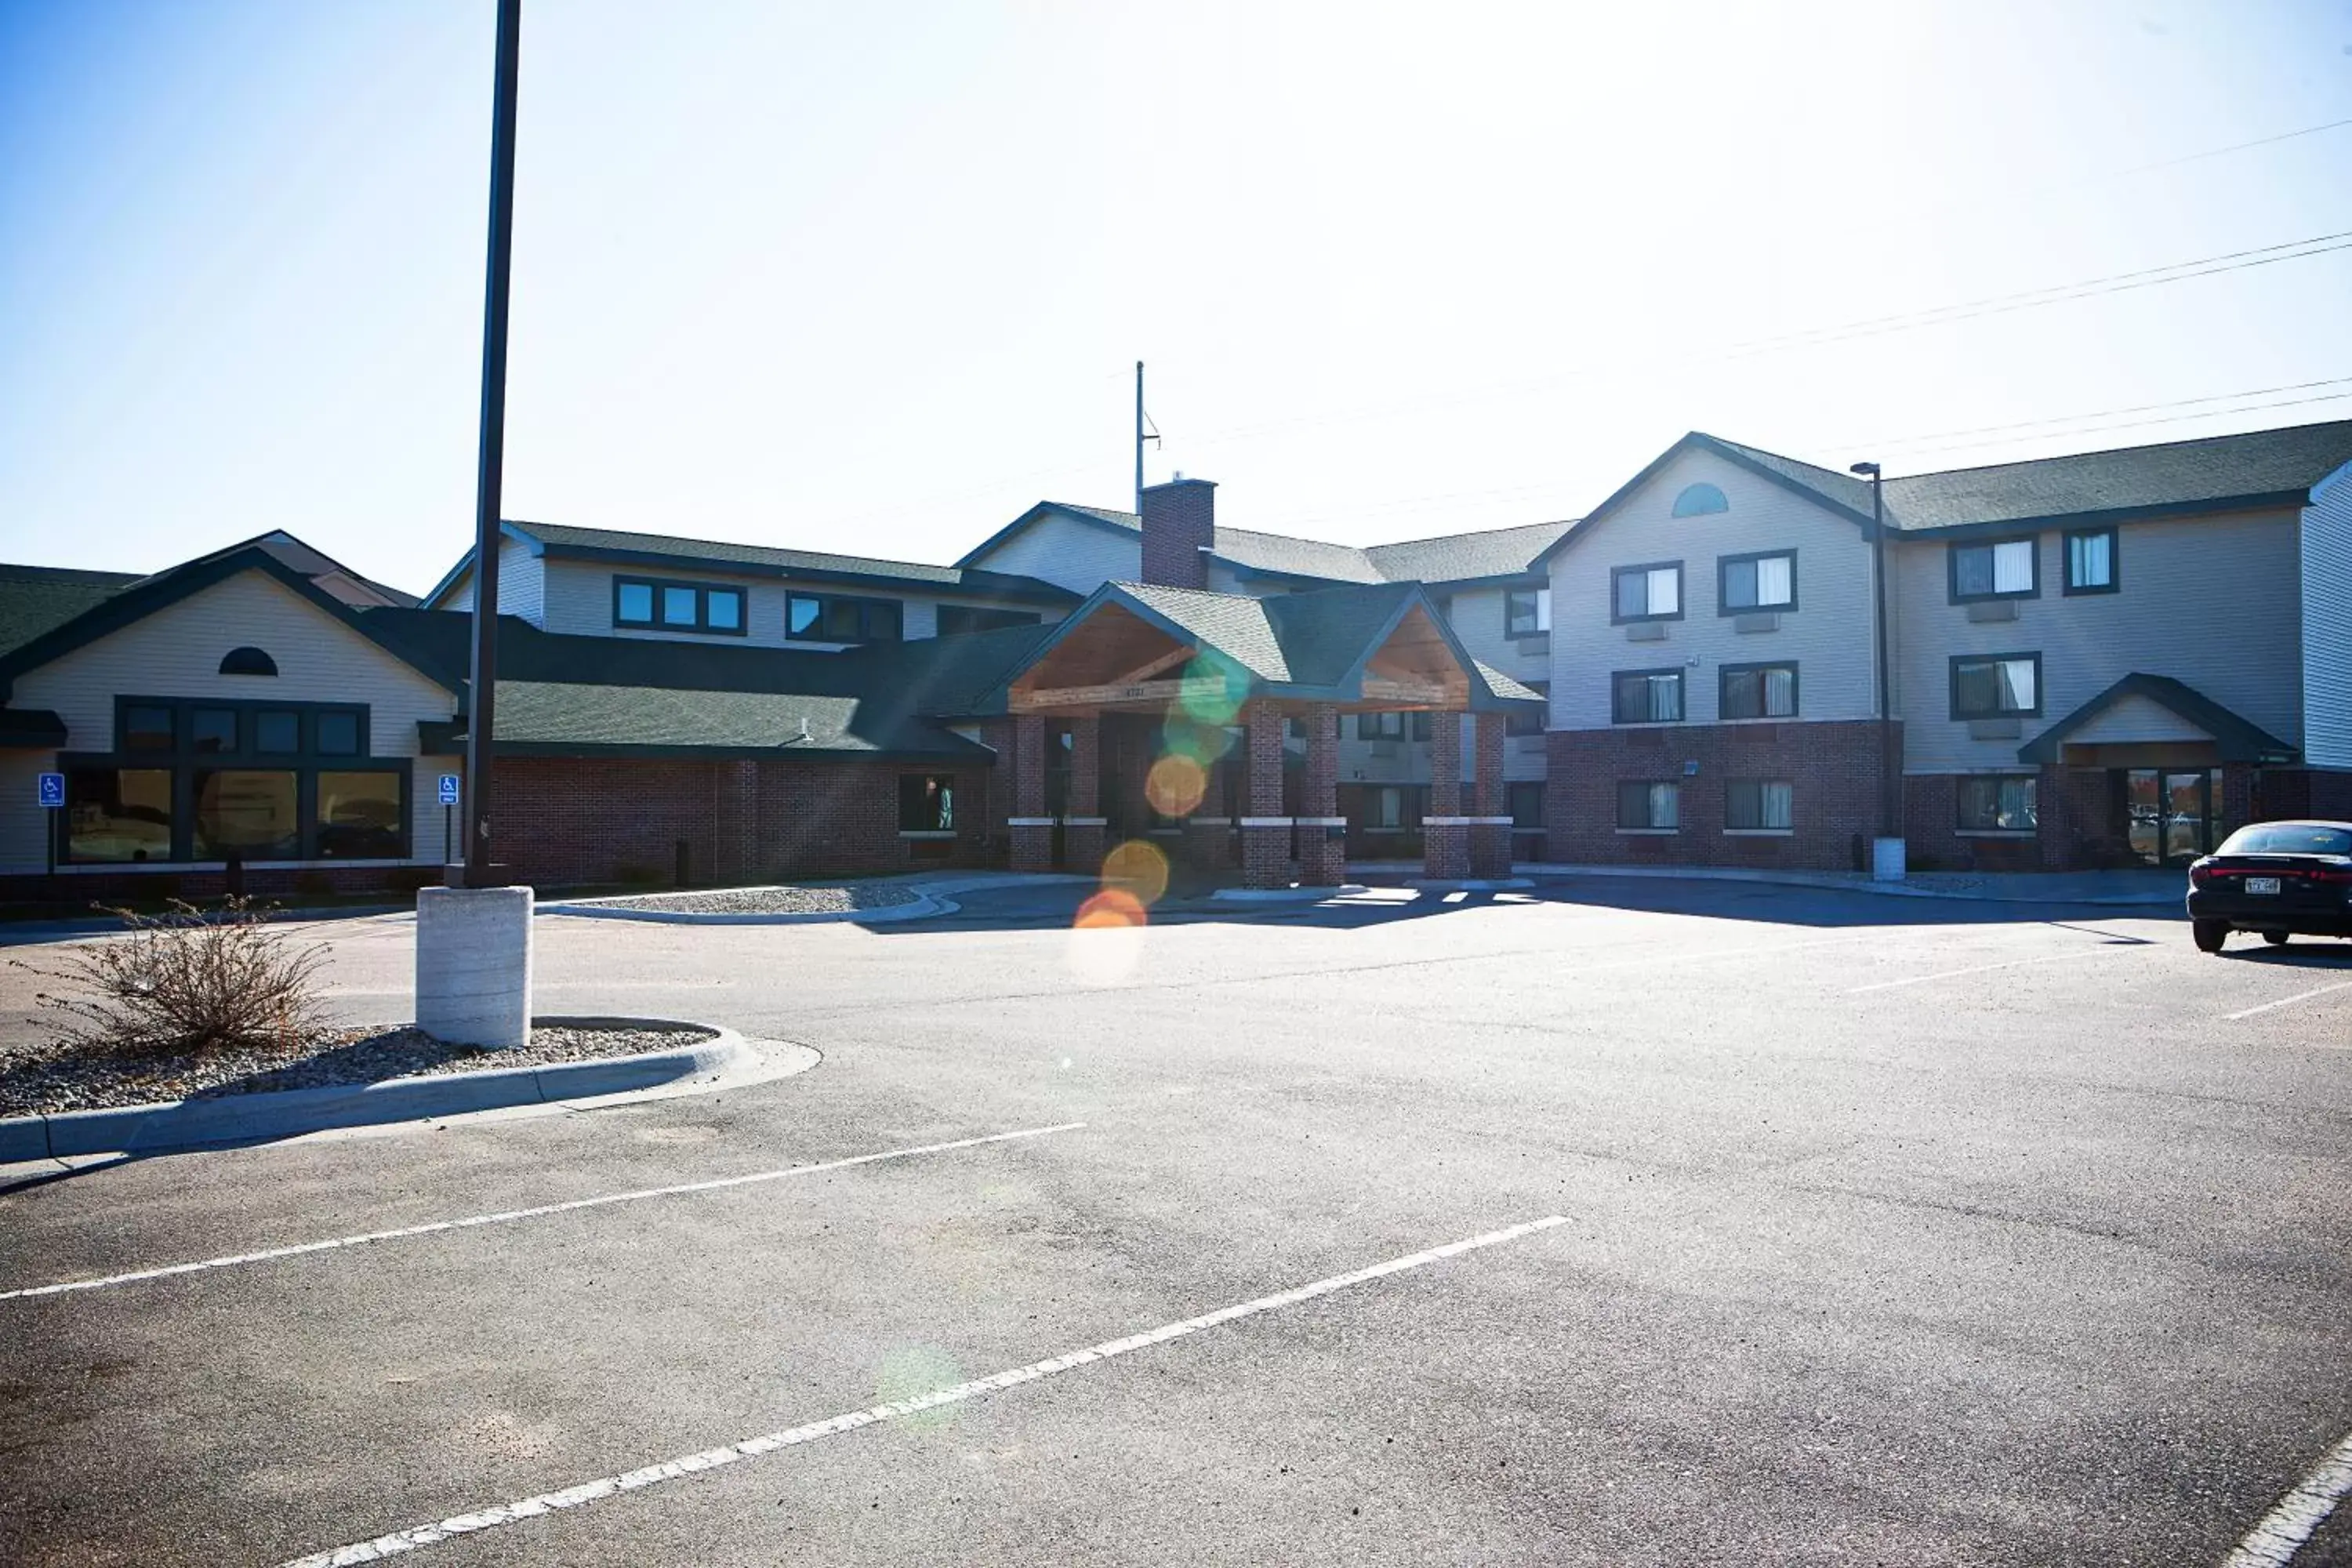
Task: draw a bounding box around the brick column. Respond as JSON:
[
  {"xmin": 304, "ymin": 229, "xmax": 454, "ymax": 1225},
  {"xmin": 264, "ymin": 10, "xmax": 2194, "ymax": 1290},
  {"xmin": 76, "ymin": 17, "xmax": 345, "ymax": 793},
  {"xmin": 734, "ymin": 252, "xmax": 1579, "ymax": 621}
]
[
  {"xmin": 1009, "ymin": 713, "xmax": 1051, "ymax": 872},
  {"xmin": 1298, "ymin": 703, "xmax": 1345, "ymax": 886},
  {"xmin": 715, "ymin": 759, "xmax": 760, "ymax": 884},
  {"xmin": 1423, "ymin": 710, "xmax": 1468, "ymax": 880},
  {"xmin": 1468, "ymin": 713, "xmax": 1510, "ymax": 877},
  {"xmin": 1240, "ymin": 699, "xmax": 1292, "ymax": 888},
  {"xmin": 1065, "ymin": 716, "xmax": 1105, "ymax": 874}
]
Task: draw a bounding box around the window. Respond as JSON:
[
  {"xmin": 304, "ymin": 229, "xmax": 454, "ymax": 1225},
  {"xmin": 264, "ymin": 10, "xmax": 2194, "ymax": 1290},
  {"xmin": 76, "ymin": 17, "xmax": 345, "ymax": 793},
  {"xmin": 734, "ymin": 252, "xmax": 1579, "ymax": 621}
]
[
  {"xmin": 787, "ymin": 592, "xmax": 902, "ymax": 644},
  {"xmin": 1720, "ymin": 662, "xmax": 1798, "ymax": 720},
  {"xmin": 122, "ymin": 704, "xmax": 174, "ymax": 753},
  {"xmin": 254, "ymin": 710, "xmax": 302, "ymax": 754},
  {"xmin": 1957, "ymin": 775, "xmax": 2038, "ymax": 832},
  {"xmin": 316, "ymin": 771, "xmax": 406, "ymax": 858},
  {"xmin": 218, "ymin": 646, "xmax": 278, "ymax": 677},
  {"xmin": 1726, "ymin": 779, "xmax": 1794, "ymax": 831},
  {"xmin": 1367, "ymin": 786, "xmax": 1416, "ymax": 830},
  {"xmin": 62, "ymin": 698, "xmax": 400, "ymax": 865},
  {"xmin": 1949, "ymin": 537, "xmax": 2038, "ymax": 601},
  {"xmin": 2220, "ymin": 823, "xmax": 2352, "ymax": 856},
  {"xmin": 937, "ymin": 605, "xmax": 1042, "ymax": 636},
  {"xmin": 1671, "ymin": 483, "xmax": 1730, "ymax": 517},
  {"xmin": 1612, "ymin": 668, "xmax": 1683, "ymax": 724},
  {"xmin": 2064, "ymin": 527, "xmax": 2117, "ymax": 594},
  {"xmin": 194, "ymin": 770, "xmax": 301, "ymax": 859},
  {"xmin": 64, "ymin": 768, "xmax": 172, "ymax": 863},
  {"xmin": 1504, "ymin": 587, "xmax": 1552, "ymax": 638},
  {"xmin": 1951, "ymin": 652, "xmax": 2041, "ymax": 719},
  {"xmin": 191, "ymin": 707, "xmax": 238, "ymax": 753},
  {"xmin": 1358, "ymin": 711, "xmax": 1435, "ymax": 741},
  {"xmin": 1507, "ymin": 780, "xmax": 1544, "ymax": 829},
  {"xmin": 1611, "ymin": 562, "xmax": 1683, "ymax": 623},
  {"xmin": 1719, "ymin": 550, "xmax": 1796, "ymax": 612},
  {"xmin": 898, "ymin": 773, "xmax": 956, "ymax": 833},
  {"xmin": 1507, "ymin": 681, "xmax": 1548, "ymax": 735},
  {"xmin": 1617, "ymin": 781, "xmax": 1680, "ymax": 830},
  {"xmin": 1408, "ymin": 711, "xmax": 1435, "ymax": 742},
  {"xmin": 613, "ymin": 576, "xmax": 747, "ymax": 636}
]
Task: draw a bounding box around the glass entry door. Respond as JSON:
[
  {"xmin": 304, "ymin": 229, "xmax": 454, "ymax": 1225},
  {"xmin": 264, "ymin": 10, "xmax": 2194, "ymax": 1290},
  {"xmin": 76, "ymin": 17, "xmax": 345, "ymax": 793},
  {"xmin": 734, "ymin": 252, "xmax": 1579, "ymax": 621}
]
[{"xmin": 2123, "ymin": 768, "xmax": 2220, "ymax": 866}]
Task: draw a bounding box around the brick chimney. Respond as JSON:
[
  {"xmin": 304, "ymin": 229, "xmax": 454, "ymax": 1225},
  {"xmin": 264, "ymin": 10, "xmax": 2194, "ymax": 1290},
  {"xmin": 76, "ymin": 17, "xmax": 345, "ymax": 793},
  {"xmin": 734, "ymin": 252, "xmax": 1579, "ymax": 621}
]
[{"xmin": 1140, "ymin": 476, "xmax": 1215, "ymax": 590}]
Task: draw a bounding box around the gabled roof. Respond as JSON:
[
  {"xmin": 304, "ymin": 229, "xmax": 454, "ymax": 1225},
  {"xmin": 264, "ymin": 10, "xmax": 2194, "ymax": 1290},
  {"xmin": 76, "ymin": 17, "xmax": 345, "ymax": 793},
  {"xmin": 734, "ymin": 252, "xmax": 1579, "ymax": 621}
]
[
  {"xmin": 424, "ymin": 682, "xmax": 993, "ymax": 763},
  {"xmin": 2019, "ymin": 673, "xmax": 2296, "ymax": 765},
  {"xmin": 427, "ymin": 520, "xmax": 1081, "ymax": 608},
  {"xmin": 961, "ymin": 501, "xmax": 1572, "ymax": 590},
  {"xmin": 993, "ymin": 579, "xmax": 1542, "ymax": 712},
  {"xmin": 0, "ymin": 564, "xmax": 141, "ymax": 658},
  {"xmin": 1879, "ymin": 419, "xmax": 2352, "ymax": 530},
  {"xmin": 0, "ymin": 546, "xmax": 462, "ymax": 699}
]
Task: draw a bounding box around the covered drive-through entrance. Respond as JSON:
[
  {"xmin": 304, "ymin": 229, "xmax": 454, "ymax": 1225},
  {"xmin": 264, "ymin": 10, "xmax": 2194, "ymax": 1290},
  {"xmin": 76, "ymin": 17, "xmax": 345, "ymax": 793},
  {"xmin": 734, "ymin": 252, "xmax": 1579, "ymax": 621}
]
[{"xmin": 983, "ymin": 579, "xmax": 1544, "ymax": 889}]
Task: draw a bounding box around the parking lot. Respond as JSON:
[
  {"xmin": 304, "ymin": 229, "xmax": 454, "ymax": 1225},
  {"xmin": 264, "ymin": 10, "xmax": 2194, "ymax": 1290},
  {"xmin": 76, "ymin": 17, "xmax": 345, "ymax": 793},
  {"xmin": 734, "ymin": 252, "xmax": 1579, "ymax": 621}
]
[{"xmin": 2, "ymin": 877, "xmax": 2349, "ymax": 1566}]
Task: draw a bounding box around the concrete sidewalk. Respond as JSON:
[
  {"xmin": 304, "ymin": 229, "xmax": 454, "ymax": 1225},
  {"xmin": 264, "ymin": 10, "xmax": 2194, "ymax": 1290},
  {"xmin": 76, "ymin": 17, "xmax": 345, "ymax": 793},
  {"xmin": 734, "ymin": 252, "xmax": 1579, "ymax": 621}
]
[{"xmin": 1347, "ymin": 859, "xmax": 2187, "ymax": 908}]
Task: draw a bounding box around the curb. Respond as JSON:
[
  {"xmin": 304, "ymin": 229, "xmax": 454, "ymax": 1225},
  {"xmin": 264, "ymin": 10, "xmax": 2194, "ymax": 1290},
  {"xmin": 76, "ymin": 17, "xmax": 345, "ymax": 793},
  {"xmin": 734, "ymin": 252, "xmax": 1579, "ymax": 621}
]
[
  {"xmin": 0, "ymin": 1018, "xmax": 750, "ymax": 1161},
  {"xmin": 1402, "ymin": 877, "xmax": 1537, "ymax": 892},
  {"xmin": 1516, "ymin": 869, "xmax": 2181, "ymax": 909},
  {"xmin": 537, "ymin": 891, "xmax": 956, "ymax": 926},
  {"xmin": 1208, "ymin": 884, "xmax": 1370, "ymax": 904}
]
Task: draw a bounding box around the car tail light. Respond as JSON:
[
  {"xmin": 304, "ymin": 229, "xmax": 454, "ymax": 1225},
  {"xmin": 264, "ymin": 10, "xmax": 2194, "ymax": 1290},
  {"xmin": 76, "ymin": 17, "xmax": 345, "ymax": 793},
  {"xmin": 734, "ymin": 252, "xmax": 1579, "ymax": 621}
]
[{"xmin": 2190, "ymin": 864, "xmax": 2226, "ymax": 886}]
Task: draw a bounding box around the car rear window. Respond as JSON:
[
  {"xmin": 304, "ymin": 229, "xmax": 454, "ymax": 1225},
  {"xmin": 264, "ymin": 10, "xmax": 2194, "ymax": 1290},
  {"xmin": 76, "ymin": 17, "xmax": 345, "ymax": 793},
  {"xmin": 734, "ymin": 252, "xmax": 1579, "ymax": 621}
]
[{"xmin": 2217, "ymin": 824, "xmax": 2352, "ymax": 856}]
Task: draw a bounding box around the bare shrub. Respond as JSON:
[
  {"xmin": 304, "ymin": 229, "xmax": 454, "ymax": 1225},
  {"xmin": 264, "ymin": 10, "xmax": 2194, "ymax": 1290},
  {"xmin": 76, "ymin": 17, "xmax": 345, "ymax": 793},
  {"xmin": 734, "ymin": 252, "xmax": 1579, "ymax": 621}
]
[{"xmin": 11, "ymin": 898, "xmax": 328, "ymax": 1057}]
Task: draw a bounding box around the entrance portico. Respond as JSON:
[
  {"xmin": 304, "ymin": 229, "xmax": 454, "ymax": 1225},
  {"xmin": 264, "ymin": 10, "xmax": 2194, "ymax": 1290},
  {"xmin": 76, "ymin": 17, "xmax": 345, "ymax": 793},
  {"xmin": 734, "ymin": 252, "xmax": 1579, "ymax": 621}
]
[{"xmin": 988, "ymin": 580, "xmax": 1543, "ymax": 889}]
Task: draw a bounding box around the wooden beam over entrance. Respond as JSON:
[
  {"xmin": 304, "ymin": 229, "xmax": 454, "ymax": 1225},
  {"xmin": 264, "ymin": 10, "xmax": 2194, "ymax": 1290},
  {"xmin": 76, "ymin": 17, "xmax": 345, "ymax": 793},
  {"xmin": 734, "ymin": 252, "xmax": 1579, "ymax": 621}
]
[
  {"xmin": 1009, "ymin": 673, "xmax": 1232, "ymax": 713},
  {"xmin": 1359, "ymin": 677, "xmax": 1456, "ymax": 708}
]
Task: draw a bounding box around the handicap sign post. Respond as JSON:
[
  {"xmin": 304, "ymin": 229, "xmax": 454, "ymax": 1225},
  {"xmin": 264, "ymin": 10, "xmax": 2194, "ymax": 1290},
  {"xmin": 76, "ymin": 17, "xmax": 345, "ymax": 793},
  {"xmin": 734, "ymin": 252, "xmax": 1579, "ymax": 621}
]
[
  {"xmin": 438, "ymin": 775, "xmax": 461, "ymax": 866},
  {"xmin": 37, "ymin": 771, "xmax": 64, "ymax": 879}
]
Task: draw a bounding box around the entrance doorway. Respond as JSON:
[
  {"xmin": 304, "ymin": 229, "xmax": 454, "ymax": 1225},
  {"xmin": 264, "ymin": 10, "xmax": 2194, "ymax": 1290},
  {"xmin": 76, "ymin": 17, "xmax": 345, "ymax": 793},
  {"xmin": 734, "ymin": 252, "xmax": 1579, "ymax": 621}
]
[{"xmin": 2121, "ymin": 767, "xmax": 2221, "ymax": 866}]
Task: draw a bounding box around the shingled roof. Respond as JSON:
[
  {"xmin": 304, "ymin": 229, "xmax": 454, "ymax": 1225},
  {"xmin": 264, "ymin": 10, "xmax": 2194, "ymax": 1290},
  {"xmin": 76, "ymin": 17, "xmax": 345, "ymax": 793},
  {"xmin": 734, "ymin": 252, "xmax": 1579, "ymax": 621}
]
[
  {"xmin": 0, "ymin": 564, "xmax": 140, "ymax": 658},
  {"xmin": 981, "ymin": 503, "xmax": 1572, "ymax": 589}
]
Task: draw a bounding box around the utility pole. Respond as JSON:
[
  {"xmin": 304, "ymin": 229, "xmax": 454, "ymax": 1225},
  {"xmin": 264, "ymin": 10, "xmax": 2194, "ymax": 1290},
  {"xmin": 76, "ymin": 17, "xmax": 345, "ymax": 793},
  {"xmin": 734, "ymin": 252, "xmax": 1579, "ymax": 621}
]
[
  {"xmin": 1134, "ymin": 361, "xmax": 1145, "ymax": 517},
  {"xmin": 459, "ymin": 0, "xmax": 522, "ymax": 887}
]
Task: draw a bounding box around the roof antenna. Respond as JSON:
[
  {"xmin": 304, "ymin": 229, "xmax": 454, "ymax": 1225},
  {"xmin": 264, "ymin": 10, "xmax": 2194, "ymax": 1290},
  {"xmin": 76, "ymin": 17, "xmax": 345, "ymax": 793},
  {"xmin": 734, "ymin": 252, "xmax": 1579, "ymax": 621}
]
[{"xmin": 1134, "ymin": 360, "xmax": 1161, "ymax": 517}]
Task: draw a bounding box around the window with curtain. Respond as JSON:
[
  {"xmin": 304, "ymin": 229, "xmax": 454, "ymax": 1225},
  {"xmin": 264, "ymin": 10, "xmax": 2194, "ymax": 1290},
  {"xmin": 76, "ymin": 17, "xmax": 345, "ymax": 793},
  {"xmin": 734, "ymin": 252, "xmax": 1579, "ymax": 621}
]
[
  {"xmin": 1951, "ymin": 653, "xmax": 2041, "ymax": 718},
  {"xmin": 1610, "ymin": 563, "xmax": 1682, "ymax": 622},
  {"xmin": 1957, "ymin": 775, "xmax": 2038, "ymax": 831},
  {"xmin": 1617, "ymin": 781, "xmax": 1680, "ymax": 829},
  {"xmin": 1719, "ymin": 550, "xmax": 1795, "ymax": 612},
  {"xmin": 1612, "ymin": 669, "xmax": 1683, "ymax": 724},
  {"xmin": 1726, "ymin": 779, "xmax": 1794, "ymax": 831},
  {"xmin": 2064, "ymin": 528, "xmax": 2117, "ymax": 593},
  {"xmin": 1720, "ymin": 662, "xmax": 1798, "ymax": 720},
  {"xmin": 1504, "ymin": 587, "xmax": 1551, "ymax": 637},
  {"xmin": 1950, "ymin": 537, "xmax": 2038, "ymax": 601}
]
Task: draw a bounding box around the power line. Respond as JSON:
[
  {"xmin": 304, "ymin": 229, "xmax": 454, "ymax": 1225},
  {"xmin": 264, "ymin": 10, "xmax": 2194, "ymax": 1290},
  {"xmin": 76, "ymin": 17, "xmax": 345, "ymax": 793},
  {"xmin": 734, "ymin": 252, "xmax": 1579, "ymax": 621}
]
[
  {"xmin": 1816, "ymin": 390, "xmax": 2352, "ymax": 469},
  {"xmin": 1815, "ymin": 376, "xmax": 2352, "ymax": 455}
]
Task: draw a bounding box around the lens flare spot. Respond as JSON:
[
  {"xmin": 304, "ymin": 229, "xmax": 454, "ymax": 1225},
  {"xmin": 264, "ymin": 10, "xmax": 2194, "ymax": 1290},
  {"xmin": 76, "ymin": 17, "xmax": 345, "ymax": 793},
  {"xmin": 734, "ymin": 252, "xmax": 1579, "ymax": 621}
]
[
  {"xmin": 1176, "ymin": 662, "xmax": 1243, "ymax": 726},
  {"xmin": 874, "ymin": 1345, "xmax": 967, "ymax": 1432},
  {"xmin": 1101, "ymin": 839, "xmax": 1171, "ymax": 904},
  {"xmin": 1144, "ymin": 754, "xmax": 1207, "ymax": 818},
  {"xmin": 1160, "ymin": 714, "xmax": 1232, "ymax": 766},
  {"xmin": 1066, "ymin": 887, "xmax": 1148, "ymax": 986},
  {"xmin": 1073, "ymin": 887, "xmax": 1148, "ymax": 928}
]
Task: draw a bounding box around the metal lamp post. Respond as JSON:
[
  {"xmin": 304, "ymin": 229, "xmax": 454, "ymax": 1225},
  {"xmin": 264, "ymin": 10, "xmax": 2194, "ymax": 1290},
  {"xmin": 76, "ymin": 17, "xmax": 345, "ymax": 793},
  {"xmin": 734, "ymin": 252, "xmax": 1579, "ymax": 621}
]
[{"xmin": 1850, "ymin": 459, "xmax": 1903, "ymax": 879}]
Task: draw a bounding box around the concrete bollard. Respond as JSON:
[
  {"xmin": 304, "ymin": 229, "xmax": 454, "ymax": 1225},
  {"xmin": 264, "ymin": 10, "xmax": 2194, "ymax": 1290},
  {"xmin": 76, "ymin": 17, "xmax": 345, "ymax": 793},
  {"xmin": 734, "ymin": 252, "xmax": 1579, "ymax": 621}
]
[{"xmin": 416, "ymin": 884, "xmax": 535, "ymax": 1048}]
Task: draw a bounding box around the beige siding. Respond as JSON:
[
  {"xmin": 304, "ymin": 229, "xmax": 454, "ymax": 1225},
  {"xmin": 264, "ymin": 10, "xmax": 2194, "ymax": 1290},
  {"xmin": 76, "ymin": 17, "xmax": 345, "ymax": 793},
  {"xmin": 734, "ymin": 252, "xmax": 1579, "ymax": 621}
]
[
  {"xmin": 2301, "ymin": 464, "xmax": 2352, "ymax": 768},
  {"xmin": 2067, "ymin": 693, "xmax": 2210, "ymax": 745},
  {"xmin": 1544, "ymin": 448, "xmax": 1880, "ymax": 731},
  {"xmin": 966, "ymin": 514, "xmax": 1142, "ymax": 595},
  {"xmin": 437, "ymin": 538, "xmax": 546, "ymax": 625},
  {"xmin": 0, "ymin": 571, "xmax": 459, "ymax": 873},
  {"xmin": 1437, "ymin": 584, "xmax": 1547, "ymax": 782},
  {"xmin": 1893, "ymin": 506, "xmax": 2304, "ymax": 771},
  {"xmin": 534, "ymin": 557, "xmax": 1046, "ymax": 650}
]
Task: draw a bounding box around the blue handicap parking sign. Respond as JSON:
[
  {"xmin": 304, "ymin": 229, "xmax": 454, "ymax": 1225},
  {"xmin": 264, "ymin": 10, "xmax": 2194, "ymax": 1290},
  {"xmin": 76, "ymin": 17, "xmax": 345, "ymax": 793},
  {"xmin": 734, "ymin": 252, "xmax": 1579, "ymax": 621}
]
[
  {"xmin": 437, "ymin": 774, "xmax": 462, "ymax": 806},
  {"xmin": 37, "ymin": 771, "xmax": 64, "ymax": 809}
]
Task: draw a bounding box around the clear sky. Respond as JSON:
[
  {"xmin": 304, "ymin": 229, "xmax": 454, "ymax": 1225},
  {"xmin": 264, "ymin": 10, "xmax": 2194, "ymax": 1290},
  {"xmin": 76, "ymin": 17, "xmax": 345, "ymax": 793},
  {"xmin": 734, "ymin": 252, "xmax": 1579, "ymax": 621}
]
[{"xmin": 3, "ymin": 1, "xmax": 2349, "ymax": 594}]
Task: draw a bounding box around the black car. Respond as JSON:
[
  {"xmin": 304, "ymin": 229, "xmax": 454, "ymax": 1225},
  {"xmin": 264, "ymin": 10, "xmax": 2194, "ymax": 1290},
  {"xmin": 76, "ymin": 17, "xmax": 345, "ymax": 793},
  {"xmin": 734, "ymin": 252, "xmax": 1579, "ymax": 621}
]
[{"xmin": 2185, "ymin": 819, "xmax": 2352, "ymax": 953}]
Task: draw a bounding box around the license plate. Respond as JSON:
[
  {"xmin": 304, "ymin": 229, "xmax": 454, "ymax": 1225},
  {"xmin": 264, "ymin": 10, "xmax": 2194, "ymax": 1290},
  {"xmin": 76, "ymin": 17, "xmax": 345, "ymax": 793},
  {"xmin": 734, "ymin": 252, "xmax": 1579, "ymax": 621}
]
[{"xmin": 2247, "ymin": 877, "xmax": 2281, "ymax": 895}]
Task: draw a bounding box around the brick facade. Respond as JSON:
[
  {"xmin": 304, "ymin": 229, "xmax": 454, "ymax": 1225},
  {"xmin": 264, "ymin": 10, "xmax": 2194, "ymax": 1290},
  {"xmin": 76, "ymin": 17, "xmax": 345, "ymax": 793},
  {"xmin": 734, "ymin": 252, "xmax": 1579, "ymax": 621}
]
[
  {"xmin": 1139, "ymin": 478, "xmax": 1215, "ymax": 590},
  {"xmin": 1240, "ymin": 697, "xmax": 1291, "ymax": 887},
  {"xmin": 1299, "ymin": 702, "xmax": 1345, "ymax": 886},
  {"xmin": 1425, "ymin": 707, "xmax": 1468, "ymax": 878},
  {"xmin": 1544, "ymin": 719, "xmax": 1897, "ymax": 871},
  {"xmin": 1469, "ymin": 712, "xmax": 1510, "ymax": 877}
]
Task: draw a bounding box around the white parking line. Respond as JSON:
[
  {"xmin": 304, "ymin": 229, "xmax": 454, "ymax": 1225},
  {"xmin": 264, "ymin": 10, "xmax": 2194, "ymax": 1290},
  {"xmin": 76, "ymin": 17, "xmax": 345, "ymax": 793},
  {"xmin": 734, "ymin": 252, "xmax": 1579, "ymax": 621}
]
[
  {"xmin": 279, "ymin": 1214, "xmax": 1568, "ymax": 1568},
  {"xmin": 2220, "ymin": 1428, "xmax": 2352, "ymax": 1567},
  {"xmin": 0, "ymin": 1123, "xmax": 1085, "ymax": 1304},
  {"xmin": 2224, "ymin": 978, "xmax": 2352, "ymax": 1022},
  {"xmin": 1845, "ymin": 947, "xmax": 2128, "ymax": 995}
]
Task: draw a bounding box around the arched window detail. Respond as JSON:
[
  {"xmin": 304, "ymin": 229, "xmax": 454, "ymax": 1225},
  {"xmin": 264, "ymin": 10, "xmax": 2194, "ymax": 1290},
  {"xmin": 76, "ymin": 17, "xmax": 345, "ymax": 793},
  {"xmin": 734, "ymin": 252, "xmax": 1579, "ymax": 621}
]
[
  {"xmin": 1671, "ymin": 483, "xmax": 1730, "ymax": 518},
  {"xmin": 219, "ymin": 646, "xmax": 278, "ymax": 677}
]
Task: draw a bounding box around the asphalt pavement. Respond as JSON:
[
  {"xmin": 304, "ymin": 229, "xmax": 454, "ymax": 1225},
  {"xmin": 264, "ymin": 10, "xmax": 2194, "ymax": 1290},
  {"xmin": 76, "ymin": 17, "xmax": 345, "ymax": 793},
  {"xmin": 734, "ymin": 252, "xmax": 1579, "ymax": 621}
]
[{"xmin": 2, "ymin": 877, "xmax": 2348, "ymax": 1566}]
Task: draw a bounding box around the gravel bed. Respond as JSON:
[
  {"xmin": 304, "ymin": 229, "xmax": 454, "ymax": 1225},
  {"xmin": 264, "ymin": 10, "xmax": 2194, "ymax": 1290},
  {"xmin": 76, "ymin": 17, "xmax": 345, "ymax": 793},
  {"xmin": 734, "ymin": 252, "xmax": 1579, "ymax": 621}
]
[
  {"xmin": 0, "ymin": 1022, "xmax": 718, "ymax": 1118},
  {"xmin": 584, "ymin": 883, "xmax": 921, "ymax": 916}
]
